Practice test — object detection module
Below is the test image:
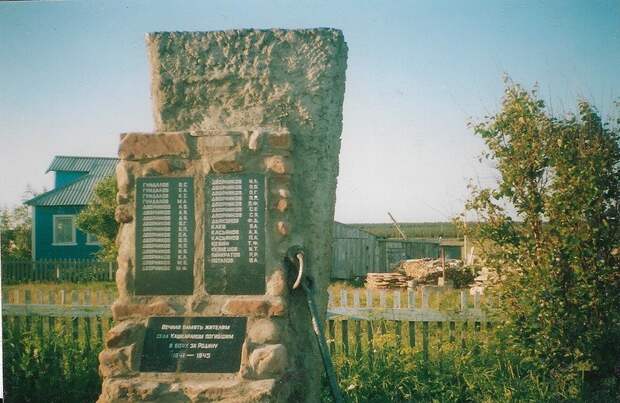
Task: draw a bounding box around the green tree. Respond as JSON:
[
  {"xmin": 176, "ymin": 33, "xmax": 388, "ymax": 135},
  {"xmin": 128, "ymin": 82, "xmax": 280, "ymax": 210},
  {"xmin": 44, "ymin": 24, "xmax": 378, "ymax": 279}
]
[
  {"xmin": 1, "ymin": 205, "xmax": 32, "ymax": 259},
  {"xmin": 460, "ymin": 81, "xmax": 620, "ymax": 395},
  {"xmin": 76, "ymin": 176, "xmax": 119, "ymax": 261}
]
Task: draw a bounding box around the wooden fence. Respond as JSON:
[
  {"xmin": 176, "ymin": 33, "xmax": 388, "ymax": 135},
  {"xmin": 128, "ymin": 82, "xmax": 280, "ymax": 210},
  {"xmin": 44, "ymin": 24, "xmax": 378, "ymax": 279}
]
[
  {"xmin": 3, "ymin": 286, "xmax": 492, "ymax": 360},
  {"xmin": 326, "ymin": 287, "xmax": 491, "ymax": 359},
  {"xmin": 2, "ymin": 288, "xmax": 115, "ymax": 349},
  {"xmin": 1, "ymin": 259, "xmax": 117, "ymax": 284}
]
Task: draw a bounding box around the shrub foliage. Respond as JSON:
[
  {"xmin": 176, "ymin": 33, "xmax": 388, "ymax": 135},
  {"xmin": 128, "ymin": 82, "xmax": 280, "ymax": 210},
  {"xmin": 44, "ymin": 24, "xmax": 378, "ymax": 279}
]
[
  {"xmin": 76, "ymin": 176, "xmax": 119, "ymax": 261},
  {"xmin": 460, "ymin": 81, "xmax": 620, "ymax": 390}
]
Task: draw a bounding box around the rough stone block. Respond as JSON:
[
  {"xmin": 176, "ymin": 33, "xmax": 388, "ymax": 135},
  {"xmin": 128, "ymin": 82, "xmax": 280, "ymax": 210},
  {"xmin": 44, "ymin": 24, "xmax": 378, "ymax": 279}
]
[
  {"xmin": 197, "ymin": 135, "xmax": 235, "ymax": 151},
  {"xmin": 105, "ymin": 321, "xmax": 145, "ymax": 348},
  {"xmin": 275, "ymin": 198, "xmax": 289, "ymax": 212},
  {"xmin": 116, "ymin": 160, "xmax": 133, "ymax": 195},
  {"xmin": 276, "ymin": 221, "xmax": 289, "ymax": 236},
  {"xmin": 248, "ymin": 319, "xmax": 281, "ymax": 345},
  {"xmin": 221, "ymin": 298, "xmax": 269, "ymax": 317},
  {"xmin": 249, "ymin": 344, "xmax": 287, "ymax": 378},
  {"xmin": 119, "ymin": 132, "xmax": 190, "ymax": 160},
  {"xmin": 266, "ymin": 269, "xmax": 287, "ymax": 297},
  {"xmin": 212, "ymin": 160, "xmax": 243, "ymax": 173},
  {"xmin": 268, "ymin": 131, "xmax": 291, "ymax": 149},
  {"xmin": 111, "ymin": 299, "xmax": 176, "ymax": 321},
  {"xmin": 98, "ymin": 345, "xmax": 134, "ymax": 378},
  {"xmin": 142, "ymin": 159, "xmax": 171, "ymax": 176},
  {"xmin": 264, "ymin": 156, "xmax": 289, "ymax": 174},
  {"xmin": 114, "ymin": 205, "xmax": 133, "ymax": 224}
]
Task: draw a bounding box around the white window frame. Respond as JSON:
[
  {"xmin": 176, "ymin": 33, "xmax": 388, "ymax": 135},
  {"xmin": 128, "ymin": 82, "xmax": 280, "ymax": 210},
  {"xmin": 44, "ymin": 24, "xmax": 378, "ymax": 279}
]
[
  {"xmin": 52, "ymin": 214, "xmax": 77, "ymax": 245},
  {"xmin": 86, "ymin": 232, "xmax": 100, "ymax": 245}
]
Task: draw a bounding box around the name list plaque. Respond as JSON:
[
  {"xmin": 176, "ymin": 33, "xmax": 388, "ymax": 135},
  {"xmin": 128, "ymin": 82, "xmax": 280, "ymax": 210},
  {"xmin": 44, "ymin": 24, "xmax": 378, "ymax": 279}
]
[
  {"xmin": 135, "ymin": 177, "xmax": 194, "ymax": 295},
  {"xmin": 140, "ymin": 316, "xmax": 247, "ymax": 373},
  {"xmin": 205, "ymin": 173, "xmax": 266, "ymax": 295}
]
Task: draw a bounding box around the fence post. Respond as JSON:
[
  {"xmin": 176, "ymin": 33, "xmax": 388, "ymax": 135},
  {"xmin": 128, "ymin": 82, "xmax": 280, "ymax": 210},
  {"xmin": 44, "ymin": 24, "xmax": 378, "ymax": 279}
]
[
  {"xmin": 327, "ymin": 319, "xmax": 336, "ymax": 355},
  {"xmin": 421, "ymin": 286, "xmax": 429, "ymax": 309},
  {"xmin": 379, "ymin": 290, "xmax": 387, "ymax": 308},
  {"xmin": 71, "ymin": 290, "xmax": 79, "ymax": 344},
  {"xmin": 365, "ymin": 288, "xmax": 375, "ymax": 362},
  {"xmin": 84, "ymin": 291, "xmax": 93, "ymax": 351},
  {"xmin": 407, "ymin": 288, "xmax": 416, "ymax": 348},
  {"xmin": 48, "ymin": 291, "xmax": 56, "ymax": 335},
  {"xmin": 339, "ymin": 288, "xmax": 349, "ymax": 355},
  {"xmin": 108, "ymin": 261, "xmax": 114, "ymax": 281},
  {"xmin": 24, "ymin": 289, "xmax": 32, "ymax": 330},
  {"xmin": 393, "ymin": 290, "xmax": 402, "ymax": 346},
  {"xmin": 353, "ymin": 291, "xmax": 361, "ymax": 358},
  {"xmin": 422, "ymin": 321, "xmax": 429, "ymax": 361}
]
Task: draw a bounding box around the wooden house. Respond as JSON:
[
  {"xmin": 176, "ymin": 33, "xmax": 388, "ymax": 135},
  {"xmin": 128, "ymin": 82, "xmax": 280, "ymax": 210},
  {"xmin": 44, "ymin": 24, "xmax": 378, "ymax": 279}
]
[{"xmin": 25, "ymin": 156, "xmax": 118, "ymax": 260}]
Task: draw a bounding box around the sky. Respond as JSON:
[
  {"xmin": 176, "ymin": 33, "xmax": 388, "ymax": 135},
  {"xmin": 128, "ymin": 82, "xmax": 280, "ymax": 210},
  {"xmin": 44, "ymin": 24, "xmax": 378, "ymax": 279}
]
[{"xmin": 0, "ymin": 0, "xmax": 619, "ymax": 223}]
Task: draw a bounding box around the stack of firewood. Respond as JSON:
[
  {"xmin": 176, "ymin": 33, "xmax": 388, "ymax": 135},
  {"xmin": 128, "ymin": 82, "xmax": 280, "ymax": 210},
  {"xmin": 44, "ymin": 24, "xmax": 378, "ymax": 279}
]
[{"xmin": 366, "ymin": 272, "xmax": 409, "ymax": 289}]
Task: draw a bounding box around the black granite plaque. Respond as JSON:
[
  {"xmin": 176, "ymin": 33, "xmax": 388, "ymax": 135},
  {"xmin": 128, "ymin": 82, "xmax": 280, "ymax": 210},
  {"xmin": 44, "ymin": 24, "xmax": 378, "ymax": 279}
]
[
  {"xmin": 204, "ymin": 174, "xmax": 266, "ymax": 295},
  {"xmin": 140, "ymin": 316, "xmax": 246, "ymax": 373},
  {"xmin": 135, "ymin": 177, "xmax": 194, "ymax": 295}
]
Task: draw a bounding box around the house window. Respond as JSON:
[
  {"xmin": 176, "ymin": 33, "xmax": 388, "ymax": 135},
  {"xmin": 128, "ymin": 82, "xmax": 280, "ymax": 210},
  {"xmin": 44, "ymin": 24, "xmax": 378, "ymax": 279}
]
[
  {"xmin": 53, "ymin": 215, "xmax": 76, "ymax": 245},
  {"xmin": 86, "ymin": 232, "xmax": 100, "ymax": 245}
]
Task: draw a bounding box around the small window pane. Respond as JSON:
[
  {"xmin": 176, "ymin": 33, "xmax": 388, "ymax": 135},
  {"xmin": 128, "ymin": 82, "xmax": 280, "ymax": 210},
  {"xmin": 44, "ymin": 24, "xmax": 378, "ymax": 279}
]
[
  {"xmin": 87, "ymin": 232, "xmax": 99, "ymax": 244},
  {"xmin": 54, "ymin": 216, "xmax": 75, "ymax": 244}
]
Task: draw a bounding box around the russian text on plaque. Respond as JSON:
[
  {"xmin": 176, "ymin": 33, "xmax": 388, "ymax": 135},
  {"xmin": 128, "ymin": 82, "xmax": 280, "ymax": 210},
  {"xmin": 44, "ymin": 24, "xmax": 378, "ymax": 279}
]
[
  {"xmin": 140, "ymin": 316, "xmax": 247, "ymax": 373},
  {"xmin": 204, "ymin": 173, "xmax": 266, "ymax": 295},
  {"xmin": 135, "ymin": 177, "xmax": 194, "ymax": 295}
]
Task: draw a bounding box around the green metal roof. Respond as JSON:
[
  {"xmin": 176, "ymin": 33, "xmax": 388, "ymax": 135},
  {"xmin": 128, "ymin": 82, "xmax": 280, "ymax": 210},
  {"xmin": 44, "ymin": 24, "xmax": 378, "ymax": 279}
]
[
  {"xmin": 46, "ymin": 155, "xmax": 118, "ymax": 174},
  {"xmin": 26, "ymin": 156, "xmax": 119, "ymax": 207}
]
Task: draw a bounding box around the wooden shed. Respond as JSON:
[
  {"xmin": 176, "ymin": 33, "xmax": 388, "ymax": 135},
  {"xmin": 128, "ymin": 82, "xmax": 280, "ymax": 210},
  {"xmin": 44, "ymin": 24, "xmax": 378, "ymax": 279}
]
[
  {"xmin": 331, "ymin": 223, "xmax": 465, "ymax": 280},
  {"xmin": 331, "ymin": 222, "xmax": 379, "ymax": 279}
]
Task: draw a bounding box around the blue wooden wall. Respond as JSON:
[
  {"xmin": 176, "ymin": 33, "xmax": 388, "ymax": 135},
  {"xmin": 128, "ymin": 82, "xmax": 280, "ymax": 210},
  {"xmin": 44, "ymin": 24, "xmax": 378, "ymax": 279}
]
[{"xmin": 33, "ymin": 205, "xmax": 101, "ymax": 260}]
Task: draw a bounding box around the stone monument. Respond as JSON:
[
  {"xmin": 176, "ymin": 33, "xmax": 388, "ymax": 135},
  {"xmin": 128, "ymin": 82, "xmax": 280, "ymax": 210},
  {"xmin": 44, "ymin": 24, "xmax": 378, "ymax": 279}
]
[{"xmin": 97, "ymin": 29, "xmax": 347, "ymax": 402}]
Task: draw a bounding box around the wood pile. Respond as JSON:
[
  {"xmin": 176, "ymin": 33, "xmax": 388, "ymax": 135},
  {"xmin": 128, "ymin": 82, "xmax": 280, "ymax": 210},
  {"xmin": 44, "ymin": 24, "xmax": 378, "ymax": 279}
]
[{"xmin": 366, "ymin": 272, "xmax": 409, "ymax": 289}]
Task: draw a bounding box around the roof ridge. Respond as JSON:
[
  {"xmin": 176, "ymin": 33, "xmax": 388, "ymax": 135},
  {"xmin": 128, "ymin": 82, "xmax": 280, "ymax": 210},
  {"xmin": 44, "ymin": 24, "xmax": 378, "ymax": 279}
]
[{"xmin": 53, "ymin": 155, "xmax": 118, "ymax": 160}]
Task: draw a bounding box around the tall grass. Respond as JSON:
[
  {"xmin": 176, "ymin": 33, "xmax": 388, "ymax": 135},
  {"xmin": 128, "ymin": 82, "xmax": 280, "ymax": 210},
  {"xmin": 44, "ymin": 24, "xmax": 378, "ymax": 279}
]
[
  {"xmin": 324, "ymin": 331, "xmax": 619, "ymax": 402},
  {"xmin": 2, "ymin": 317, "xmax": 103, "ymax": 403},
  {"xmin": 4, "ymin": 314, "xmax": 617, "ymax": 402}
]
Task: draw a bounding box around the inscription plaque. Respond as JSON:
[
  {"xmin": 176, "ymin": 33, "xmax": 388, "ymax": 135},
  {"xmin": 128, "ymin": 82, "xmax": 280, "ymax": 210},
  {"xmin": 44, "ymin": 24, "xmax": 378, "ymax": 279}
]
[
  {"xmin": 140, "ymin": 316, "xmax": 246, "ymax": 373},
  {"xmin": 205, "ymin": 173, "xmax": 266, "ymax": 295},
  {"xmin": 135, "ymin": 177, "xmax": 194, "ymax": 295}
]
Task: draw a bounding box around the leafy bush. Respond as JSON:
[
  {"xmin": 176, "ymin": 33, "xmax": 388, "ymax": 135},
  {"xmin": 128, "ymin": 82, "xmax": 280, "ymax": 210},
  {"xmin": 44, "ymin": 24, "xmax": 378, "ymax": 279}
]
[
  {"xmin": 460, "ymin": 81, "xmax": 620, "ymax": 387},
  {"xmin": 3, "ymin": 318, "xmax": 103, "ymax": 403},
  {"xmin": 76, "ymin": 176, "xmax": 119, "ymax": 261}
]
